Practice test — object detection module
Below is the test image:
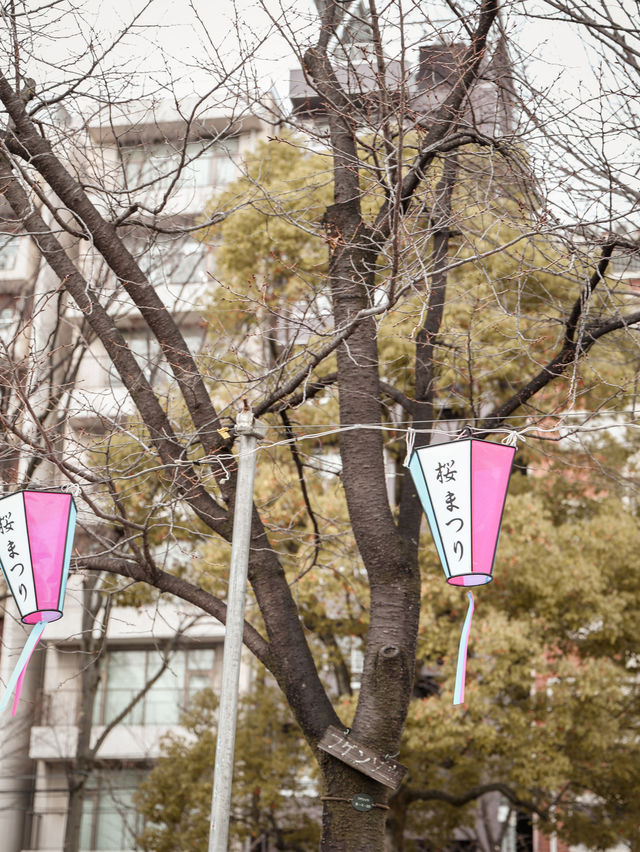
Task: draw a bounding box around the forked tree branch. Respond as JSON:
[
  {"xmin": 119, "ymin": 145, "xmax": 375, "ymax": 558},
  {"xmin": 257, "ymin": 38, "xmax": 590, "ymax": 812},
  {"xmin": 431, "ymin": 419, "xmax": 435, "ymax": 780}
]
[
  {"xmin": 0, "ymin": 72, "xmax": 228, "ymax": 466},
  {"xmin": 406, "ymin": 781, "xmax": 549, "ymax": 822},
  {"xmin": 480, "ymin": 242, "xmax": 640, "ymax": 433},
  {"xmin": 81, "ymin": 556, "xmax": 271, "ymax": 666},
  {"xmin": 0, "ymin": 157, "xmax": 229, "ymax": 534}
]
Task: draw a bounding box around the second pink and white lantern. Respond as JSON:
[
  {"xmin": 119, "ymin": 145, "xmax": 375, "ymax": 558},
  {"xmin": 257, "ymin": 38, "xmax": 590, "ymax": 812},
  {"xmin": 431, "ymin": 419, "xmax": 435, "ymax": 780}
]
[
  {"xmin": 409, "ymin": 437, "xmax": 515, "ymax": 703},
  {"xmin": 0, "ymin": 490, "xmax": 77, "ymax": 714}
]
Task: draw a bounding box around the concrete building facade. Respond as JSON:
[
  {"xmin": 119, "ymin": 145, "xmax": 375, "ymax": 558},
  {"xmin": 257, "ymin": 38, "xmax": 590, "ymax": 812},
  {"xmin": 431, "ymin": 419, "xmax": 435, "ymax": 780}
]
[{"xmin": 0, "ymin": 99, "xmax": 275, "ymax": 852}]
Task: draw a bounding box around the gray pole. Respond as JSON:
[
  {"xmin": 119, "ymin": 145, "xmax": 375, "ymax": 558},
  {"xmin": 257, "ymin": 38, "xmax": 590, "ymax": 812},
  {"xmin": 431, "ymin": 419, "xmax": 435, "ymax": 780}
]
[{"xmin": 209, "ymin": 411, "xmax": 266, "ymax": 852}]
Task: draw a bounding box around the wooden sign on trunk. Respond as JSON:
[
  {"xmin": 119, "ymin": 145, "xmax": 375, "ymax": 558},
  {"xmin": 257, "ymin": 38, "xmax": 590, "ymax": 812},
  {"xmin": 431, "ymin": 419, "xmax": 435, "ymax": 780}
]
[{"xmin": 318, "ymin": 725, "xmax": 408, "ymax": 790}]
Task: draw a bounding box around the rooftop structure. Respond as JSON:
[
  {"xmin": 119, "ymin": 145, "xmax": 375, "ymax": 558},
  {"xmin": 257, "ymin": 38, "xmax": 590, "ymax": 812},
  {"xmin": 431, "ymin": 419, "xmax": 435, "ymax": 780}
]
[{"xmin": 289, "ymin": 39, "xmax": 515, "ymax": 137}]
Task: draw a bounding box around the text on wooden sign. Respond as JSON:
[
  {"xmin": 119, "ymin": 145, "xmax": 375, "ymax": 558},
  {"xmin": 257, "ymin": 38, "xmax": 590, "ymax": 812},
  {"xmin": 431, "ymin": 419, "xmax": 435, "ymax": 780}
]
[{"xmin": 318, "ymin": 725, "xmax": 408, "ymax": 790}]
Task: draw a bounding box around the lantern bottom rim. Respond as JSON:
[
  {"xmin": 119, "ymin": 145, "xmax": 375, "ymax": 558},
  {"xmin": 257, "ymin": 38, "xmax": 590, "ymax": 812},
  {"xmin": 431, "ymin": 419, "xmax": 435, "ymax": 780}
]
[
  {"xmin": 447, "ymin": 573, "xmax": 492, "ymax": 587},
  {"xmin": 22, "ymin": 610, "xmax": 62, "ymax": 624}
]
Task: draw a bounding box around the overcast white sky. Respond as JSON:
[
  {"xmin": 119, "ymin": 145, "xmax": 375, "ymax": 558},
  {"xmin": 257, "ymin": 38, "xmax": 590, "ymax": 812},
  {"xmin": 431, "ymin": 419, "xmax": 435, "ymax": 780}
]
[
  {"xmin": 21, "ymin": 0, "xmax": 595, "ymax": 106},
  {"xmin": 11, "ymin": 0, "xmax": 635, "ymax": 229}
]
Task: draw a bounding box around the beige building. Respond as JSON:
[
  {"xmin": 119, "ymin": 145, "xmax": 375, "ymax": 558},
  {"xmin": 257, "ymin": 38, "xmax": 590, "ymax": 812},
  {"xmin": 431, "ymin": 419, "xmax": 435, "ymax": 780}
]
[{"xmin": 0, "ymin": 98, "xmax": 275, "ymax": 852}]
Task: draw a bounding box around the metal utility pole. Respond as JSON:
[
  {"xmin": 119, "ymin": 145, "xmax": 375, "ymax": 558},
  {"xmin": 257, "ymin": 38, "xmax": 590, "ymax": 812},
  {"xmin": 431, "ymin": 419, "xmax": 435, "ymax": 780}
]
[{"xmin": 209, "ymin": 411, "xmax": 266, "ymax": 852}]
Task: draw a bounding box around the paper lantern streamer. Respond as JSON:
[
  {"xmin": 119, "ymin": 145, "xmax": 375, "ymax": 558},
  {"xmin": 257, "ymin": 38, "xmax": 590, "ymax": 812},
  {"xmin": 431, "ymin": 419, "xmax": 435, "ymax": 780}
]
[
  {"xmin": 0, "ymin": 491, "xmax": 77, "ymax": 715},
  {"xmin": 408, "ymin": 437, "xmax": 515, "ymax": 705},
  {"xmin": 0, "ymin": 621, "xmax": 46, "ymax": 715},
  {"xmin": 453, "ymin": 591, "xmax": 474, "ymax": 705}
]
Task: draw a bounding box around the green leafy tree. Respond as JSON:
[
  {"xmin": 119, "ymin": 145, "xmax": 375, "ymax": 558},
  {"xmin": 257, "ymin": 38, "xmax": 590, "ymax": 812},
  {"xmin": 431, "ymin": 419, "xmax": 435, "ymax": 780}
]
[
  {"xmin": 392, "ymin": 461, "xmax": 640, "ymax": 850},
  {"xmin": 136, "ymin": 438, "xmax": 640, "ymax": 851},
  {"xmin": 131, "ymin": 135, "xmax": 640, "ymax": 849},
  {"xmin": 1, "ymin": 2, "xmax": 640, "ymax": 850},
  {"xmin": 136, "ymin": 678, "xmax": 320, "ymax": 851}
]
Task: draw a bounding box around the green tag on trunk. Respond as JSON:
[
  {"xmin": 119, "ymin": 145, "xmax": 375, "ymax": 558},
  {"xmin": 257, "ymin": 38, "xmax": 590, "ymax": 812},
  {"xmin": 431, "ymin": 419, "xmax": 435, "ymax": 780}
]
[{"xmin": 351, "ymin": 793, "xmax": 374, "ymax": 812}]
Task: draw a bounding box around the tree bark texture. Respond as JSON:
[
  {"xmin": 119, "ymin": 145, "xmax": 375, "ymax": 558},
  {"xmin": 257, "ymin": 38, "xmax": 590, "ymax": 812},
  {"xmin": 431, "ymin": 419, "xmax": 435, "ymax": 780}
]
[
  {"xmin": 4, "ymin": 2, "xmax": 639, "ymax": 849},
  {"xmin": 303, "ymin": 2, "xmax": 499, "ymax": 844}
]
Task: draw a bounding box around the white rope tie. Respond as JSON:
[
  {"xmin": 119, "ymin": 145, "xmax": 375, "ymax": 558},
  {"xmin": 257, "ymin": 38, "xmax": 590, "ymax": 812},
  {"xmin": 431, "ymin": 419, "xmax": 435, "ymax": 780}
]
[{"xmin": 403, "ymin": 426, "xmax": 416, "ymax": 467}]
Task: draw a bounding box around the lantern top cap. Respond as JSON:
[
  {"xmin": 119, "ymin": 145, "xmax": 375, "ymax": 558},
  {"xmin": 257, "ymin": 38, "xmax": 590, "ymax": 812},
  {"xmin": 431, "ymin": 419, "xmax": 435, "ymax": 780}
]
[
  {"xmin": 410, "ymin": 435, "xmax": 517, "ymax": 455},
  {"xmin": 0, "ymin": 488, "xmax": 77, "ymax": 507},
  {"xmin": 451, "ymin": 435, "xmax": 511, "ymax": 444}
]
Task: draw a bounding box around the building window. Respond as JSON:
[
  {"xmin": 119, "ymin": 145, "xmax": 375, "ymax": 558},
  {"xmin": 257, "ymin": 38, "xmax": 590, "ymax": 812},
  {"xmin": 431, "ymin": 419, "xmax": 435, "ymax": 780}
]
[
  {"xmin": 143, "ymin": 239, "xmax": 208, "ymax": 288},
  {"xmin": 0, "ymin": 305, "xmax": 17, "ymax": 345},
  {"xmin": 93, "ymin": 647, "xmax": 217, "ymax": 727},
  {"xmin": 187, "ymin": 137, "xmax": 239, "ymax": 188},
  {"xmin": 107, "ymin": 327, "xmax": 205, "ymax": 388},
  {"xmin": 122, "ymin": 142, "xmax": 176, "ymax": 189},
  {"xmin": 0, "ymin": 237, "xmax": 19, "ymax": 272},
  {"xmin": 79, "ymin": 768, "xmax": 145, "ymax": 851},
  {"xmin": 121, "ymin": 137, "xmax": 239, "ymax": 192}
]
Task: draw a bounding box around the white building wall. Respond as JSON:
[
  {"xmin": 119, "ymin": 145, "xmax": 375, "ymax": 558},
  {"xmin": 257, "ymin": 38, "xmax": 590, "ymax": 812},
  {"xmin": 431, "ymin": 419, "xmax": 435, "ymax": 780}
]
[
  {"xmin": 24, "ymin": 575, "xmax": 246, "ymax": 852},
  {"xmin": 0, "ymin": 100, "xmax": 272, "ymax": 852}
]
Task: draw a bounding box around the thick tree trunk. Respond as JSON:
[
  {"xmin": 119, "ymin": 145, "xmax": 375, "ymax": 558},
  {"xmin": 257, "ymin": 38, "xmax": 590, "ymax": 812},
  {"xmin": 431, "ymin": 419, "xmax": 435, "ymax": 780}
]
[
  {"xmin": 317, "ymin": 218, "xmax": 419, "ymax": 850},
  {"xmin": 321, "ymin": 801, "xmax": 388, "ymax": 851},
  {"xmin": 320, "ymin": 759, "xmax": 391, "ymax": 851}
]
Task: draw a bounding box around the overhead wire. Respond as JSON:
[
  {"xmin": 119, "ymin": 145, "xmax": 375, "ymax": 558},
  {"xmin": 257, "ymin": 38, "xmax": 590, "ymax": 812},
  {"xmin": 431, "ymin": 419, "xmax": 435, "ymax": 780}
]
[{"xmin": 253, "ymin": 409, "xmax": 640, "ymax": 454}]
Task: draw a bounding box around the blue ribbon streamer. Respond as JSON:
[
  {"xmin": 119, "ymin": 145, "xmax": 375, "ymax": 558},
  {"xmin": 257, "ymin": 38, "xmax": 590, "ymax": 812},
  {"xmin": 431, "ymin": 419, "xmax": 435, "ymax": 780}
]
[
  {"xmin": 453, "ymin": 591, "xmax": 475, "ymax": 705},
  {"xmin": 0, "ymin": 621, "xmax": 46, "ymax": 714}
]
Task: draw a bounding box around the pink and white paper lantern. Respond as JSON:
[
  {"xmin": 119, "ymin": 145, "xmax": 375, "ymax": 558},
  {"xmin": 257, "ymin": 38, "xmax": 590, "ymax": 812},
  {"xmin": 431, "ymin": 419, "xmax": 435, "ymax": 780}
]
[
  {"xmin": 409, "ymin": 437, "xmax": 515, "ymax": 703},
  {"xmin": 0, "ymin": 490, "xmax": 77, "ymax": 715}
]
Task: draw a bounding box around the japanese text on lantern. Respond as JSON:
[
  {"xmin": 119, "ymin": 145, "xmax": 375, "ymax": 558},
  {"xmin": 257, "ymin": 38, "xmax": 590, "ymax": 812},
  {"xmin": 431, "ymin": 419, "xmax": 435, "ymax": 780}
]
[
  {"xmin": 435, "ymin": 460, "xmax": 464, "ymax": 561},
  {"xmin": 0, "ymin": 494, "xmax": 36, "ymax": 614},
  {"xmin": 0, "ymin": 511, "xmax": 27, "ymax": 600}
]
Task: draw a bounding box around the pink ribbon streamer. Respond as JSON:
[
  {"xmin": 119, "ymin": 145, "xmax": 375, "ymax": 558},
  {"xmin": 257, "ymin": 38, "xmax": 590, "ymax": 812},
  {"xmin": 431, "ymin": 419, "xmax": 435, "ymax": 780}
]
[
  {"xmin": 12, "ymin": 628, "xmax": 45, "ymax": 716},
  {"xmin": 0, "ymin": 621, "xmax": 47, "ymax": 716},
  {"xmin": 453, "ymin": 591, "xmax": 475, "ymax": 705}
]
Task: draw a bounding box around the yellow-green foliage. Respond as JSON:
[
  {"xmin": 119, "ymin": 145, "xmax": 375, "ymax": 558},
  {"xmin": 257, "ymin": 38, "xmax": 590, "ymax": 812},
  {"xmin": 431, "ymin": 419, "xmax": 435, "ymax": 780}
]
[
  {"xmin": 108, "ymin": 130, "xmax": 640, "ymax": 849},
  {"xmin": 135, "ymin": 675, "xmax": 320, "ymax": 850},
  {"xmin": 401, "ymin": 458, "xmax": 640, "ymax": 849},
  {"xmin": 203, "ymin": 133, "xmax": 634, "ymax": 420},
  {"xmin": 198, "ymin": 125, "xmax": 640, "ymax": 434},
  {"xmin": 201, "ymin": 134, "xmax": 330, "ymax": 338},
  {"xmin": 375, "ymin": 155, "xmax": 604, "ymax": 415}
]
